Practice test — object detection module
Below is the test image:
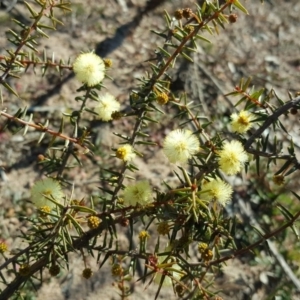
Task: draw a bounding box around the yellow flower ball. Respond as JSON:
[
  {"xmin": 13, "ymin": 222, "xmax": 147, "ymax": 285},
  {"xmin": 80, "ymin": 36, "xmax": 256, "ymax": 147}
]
[{"xmin": 116, "ymin": 144, "xmax": 136, "ymax": 162}]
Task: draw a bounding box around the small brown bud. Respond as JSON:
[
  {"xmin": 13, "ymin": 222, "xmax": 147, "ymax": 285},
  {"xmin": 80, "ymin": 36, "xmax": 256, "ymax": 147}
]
[
  {"xmin": 204, "ymin": 140, "xmax": 212, "ymax": 148},
  {"xmin": 174, "ymin": 9, "xmax": 183, "ymax": 20},
  {"xmin": 111, "ymin": 111, "xmax": 123, "ymax": 120},
  {"xmin": 290, "ymin": 107, "xmax": 298, "ymax": 115},
  {"xmin": 103, "ymin": 58, "xmax": 112, "ymax": 68},
  {"xmin": 272, "ymin": 175, "xmax": 285, "ymax": 186},
  {"xmin": 37, "ymin": 154, "xmax": 45, "ymax": 162},
  {"xmin": 49, "ymin": 264, "xmax": 60, "ymax": 276},
  {"xmin": 19, "ymin": 264, "xmax": 30, "ymax": 276},
  {"xmin": 175, "ymin": 284, "xmax": 185, "ymax": 297},
  {"xmin": 120, "ymin": 217, "xmax": 129, "ymax": 227},
  {"xmin": 229, "ymin": 13, "xmax": 238, "ymax": 23},
  {"xmin": 182, "ymin": 8, "xmax": 193, "ymax": 19},
  {"xmin": 82, "ymin": 268, "xmax": 93, "ymax": 279}
]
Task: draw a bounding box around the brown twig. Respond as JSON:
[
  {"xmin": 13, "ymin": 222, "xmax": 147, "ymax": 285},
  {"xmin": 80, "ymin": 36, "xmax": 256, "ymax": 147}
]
[
  {"xmin": 0, "ymin": 110, "xmax": 87, "ymax": 149},
  {"xmin": 244, "ymin": 96, "xmax": 300, "ymax": 150},
  {"xmin": 0, "ymin": 56, "xmax": 72, "ymax": 70},
  {"xmin": 208, "ymin": 210, "xmax": 300, "ymax": 267}
]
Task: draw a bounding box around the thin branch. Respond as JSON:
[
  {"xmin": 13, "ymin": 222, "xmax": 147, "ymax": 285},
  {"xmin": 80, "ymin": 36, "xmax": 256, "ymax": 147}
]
[
  {"xmin": 0, "ymin": 110, "xmax": 88, "ymax": 149},
  {"xmin": 207, "ymin": 209, "xmax": 300, "ymax": 279},
  {"xmin": 0, "ymin": 56, "xmax": 72, "ymax": 70},
  {"xmin": 0, "ymin": 209, "xmax": 145, "ymax": 300},
  {"xmin": 237, "ymin": 198, "xmax": 300, "ymax": 291},
  {"xmin": 244, "ymin": 96, "xmax": 300, "ymax": 150}
]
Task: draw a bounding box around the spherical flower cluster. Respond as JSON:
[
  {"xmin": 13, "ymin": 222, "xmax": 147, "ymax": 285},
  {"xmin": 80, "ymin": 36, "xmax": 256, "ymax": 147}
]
[
  {"xmin": 111, "ymin": 264, "xmax": 123, "ymax": 277},
  {"xmin": 73, "ymin": 52, "xmax": 105, "ymax": 87},
  {"xmin": 218, "ymin": 140, "xmax": 248, "ymax": 175},
  {"xmin": 87, "ymin": 216, "xmax": 101, "ymax": 229},
  {"xmin": 182, "ymin": 8, "xmax": 193, "ymax": 19},
  {"xmin": 49, "ymin": 264, "xmax": 60, "ymax": 277},
  {"xmin": 31, "ymin": 178, "xmax": 63, "ymax": 209},
  {"xmin": 163, "ymin": 129, "xmax": 200, "ymax": 164},
  {"xmin": 38, "ymin": 205, "xmax": 51, "ymax": 218},
  {"xmin": 19, "ymin": 264, "xmax": 30, "ymax": 277},
  {"xmin": 157, "ymin": 221, "xmax": 170, "ymax": 236},
  {"xmin": 184, "ymin": 25, "xmax": 194, "ymax": 34},
  {"xmin": 174, "ymin": 9, "xmax": 183, "ymax": 20},
  {"xmin": 201, "ymin": 178, "xmax": 233, "ymax": 206},
  {"xmin": 0, "ymin": 241, "xmax": 8, "ymax": 254},
  {"xmin": 230, "ymin": 110, "xmax": 254, "ymax": 134},
  {"xmin": 94, "ymin": 93, "xmax": 121, "ymax": 121},
  {"xmin": 123, "ymin": 181, "xmax": 152, "ymax": 206},
  {"xmin": 272, "ymin": 175, "xmax": 285, "ymax": 186},
  {"xmin": 116, "ymin": 144, "xmax": 136, "ymax": 162},
  {"xmin": 198, "ymin": 242, "xmax": 208, "ymax": 254},
  {"xmin": 156, "ymin": 92, "xmax": 169, "ymax": 105},
  {"xmin": 202, "ymin": 248, "xmax": 213, "ymax": 261},
  {"xmin": 103, "ymin": 58, "xmax": 112, "ymax": 68},
  {"xmin": 82, "ymin": 268, "xmax": 93, "ymax": 279},
  {"xmin": 139, "ymin": 230, "xmax": 150, "ymax": 241}
]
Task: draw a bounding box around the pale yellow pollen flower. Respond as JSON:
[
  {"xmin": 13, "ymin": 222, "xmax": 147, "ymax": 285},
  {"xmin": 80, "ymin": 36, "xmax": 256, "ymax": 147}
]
[
  {"xmin": 95, "ymin": 93, "xmax": 121, "ymax": 121},
  {"xmin": 123, "ymin": 181, "xmax": 152, "ymax": 206},
  {"xmin": 163, "ymin": 129, "xmax": 200, "ymax": 164},
  {"xmin": 218, "ymin": 140, "xmax": 248, "ymax": 175},
  {"xmin": 73, "ymin": 52, "xmax": 105, "ymax": 87},
  {"xmin": 230, "ymin": 110, "xmax": 254, "ymax": 134},
  {"xmin": 201, "ymin": 178, "xmax": 233, "ymax": 206},
  {"xmin": 116, "ymin": 144, "xmax": 136, "ymax": 162},
  {"xmin": 31, "ymin": 178, "xmax": 63, "ymax": 209}
]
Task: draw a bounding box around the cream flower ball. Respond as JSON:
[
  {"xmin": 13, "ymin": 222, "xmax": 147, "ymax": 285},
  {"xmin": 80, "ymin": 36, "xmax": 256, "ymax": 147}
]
[
  {"xmin": 73, "ymin": 52, "xmax": 105, "ymax": 86},
  {"xmin": 116, "ymin": 144, "xmax": 136, "ymax": 162},
  {"xmin": 218, "ymin": 140, "xmax": 248, "ymax": 175},
  {"xmin": 123, "ymin": 181, "xmax": 152, "ymax": 206},
  {"xmin": 163, "ymin": 129, "xmax": 200, "ymax": 164},
  {"xmin": 230, "ymin": 110, "xmax": 254, "ymax": 134},
  {"xmin": 201, "ymin": 178, "xmax": 233, "ymax": 206},
  {"xmin": 95, "ymin": 93, "xmax": 121, "ymax": 121},
  {"xmin": 31, "ymin": 178, "xmax": 63, "ymax": 209}
]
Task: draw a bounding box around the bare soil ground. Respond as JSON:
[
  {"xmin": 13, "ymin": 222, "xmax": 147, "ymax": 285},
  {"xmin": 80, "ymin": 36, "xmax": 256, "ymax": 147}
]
[{"xmin": 1, "ymin": 0, "xmax": 300, "ymax": 299}]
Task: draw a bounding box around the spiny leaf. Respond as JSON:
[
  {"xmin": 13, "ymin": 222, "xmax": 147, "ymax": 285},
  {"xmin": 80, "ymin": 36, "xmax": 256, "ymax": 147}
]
[
  {"xmin": 232, "ymin": 0, "xmax": 249, "ymax": 14},
  {"xmin": 1, "ymin": 81, "xmax": 19, "ymax": 98},
  {"xmin": 24, "ymin": 1, "xmax": 38, "ymax": 18}
]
